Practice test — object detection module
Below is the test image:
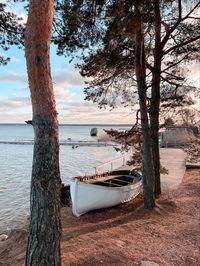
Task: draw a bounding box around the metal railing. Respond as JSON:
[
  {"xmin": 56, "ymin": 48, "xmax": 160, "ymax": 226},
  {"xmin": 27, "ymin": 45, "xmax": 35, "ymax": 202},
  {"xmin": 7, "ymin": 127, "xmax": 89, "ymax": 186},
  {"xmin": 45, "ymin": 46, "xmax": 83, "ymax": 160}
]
[{"xmin": 94, "ymin": 153, "xmax": 132, "ymax": 174}]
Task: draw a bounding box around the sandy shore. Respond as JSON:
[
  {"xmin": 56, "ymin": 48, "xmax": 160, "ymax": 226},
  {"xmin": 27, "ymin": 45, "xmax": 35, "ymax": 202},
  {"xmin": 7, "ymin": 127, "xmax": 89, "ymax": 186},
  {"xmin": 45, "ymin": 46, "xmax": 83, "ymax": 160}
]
[{"xmin": 0, "ymin": 169, "xmax": 199, "ymax": 266}]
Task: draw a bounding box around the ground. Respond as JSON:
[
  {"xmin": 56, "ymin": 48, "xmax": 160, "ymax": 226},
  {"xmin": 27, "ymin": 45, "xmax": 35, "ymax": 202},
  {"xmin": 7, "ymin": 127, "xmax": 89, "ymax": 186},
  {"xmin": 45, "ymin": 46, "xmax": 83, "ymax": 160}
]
[{"xmin": 0, "ymin": 169, "xmax": 199, "ymax": 266}]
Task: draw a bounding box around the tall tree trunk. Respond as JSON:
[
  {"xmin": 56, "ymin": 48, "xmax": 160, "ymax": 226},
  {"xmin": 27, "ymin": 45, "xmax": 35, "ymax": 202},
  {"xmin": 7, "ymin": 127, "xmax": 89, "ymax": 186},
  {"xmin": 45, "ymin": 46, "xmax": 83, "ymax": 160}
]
[
  {"xmin": 134, "ymin": 1, "xmax": 155, "ymax": 209},
  {"xmin": 150, "ymin": 0, "xmax": 162, "ymax": 198},
  {"xmin": 24, "ymin": 1, "xmax": 61, "ymax": 265}
]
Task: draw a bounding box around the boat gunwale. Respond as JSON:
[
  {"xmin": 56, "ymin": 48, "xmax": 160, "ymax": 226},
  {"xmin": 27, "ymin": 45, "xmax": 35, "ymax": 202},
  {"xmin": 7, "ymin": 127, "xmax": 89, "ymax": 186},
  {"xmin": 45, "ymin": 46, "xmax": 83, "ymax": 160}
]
[
  {"xmin": 71, "ymin": 178, "xmax": 142, "ymax": 191},
  {"xmin": 72, "ymin": 169, "xmax": 141, "ymax": 182}
]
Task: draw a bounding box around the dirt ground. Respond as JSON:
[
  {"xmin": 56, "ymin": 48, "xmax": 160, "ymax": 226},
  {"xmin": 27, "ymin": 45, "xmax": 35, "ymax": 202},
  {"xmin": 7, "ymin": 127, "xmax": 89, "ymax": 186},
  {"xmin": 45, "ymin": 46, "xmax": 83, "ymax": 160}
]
[{"xmin": 0, "ymin": 169, "xmax": 199, "ymax": 266}]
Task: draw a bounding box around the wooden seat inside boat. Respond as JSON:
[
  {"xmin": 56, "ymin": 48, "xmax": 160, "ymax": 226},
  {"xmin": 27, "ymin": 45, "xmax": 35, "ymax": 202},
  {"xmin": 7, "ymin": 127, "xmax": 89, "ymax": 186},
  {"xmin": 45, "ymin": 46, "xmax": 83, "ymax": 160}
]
[{"xmin": 84, "ymin": 175, "xmax": 139, "ymax": 187}]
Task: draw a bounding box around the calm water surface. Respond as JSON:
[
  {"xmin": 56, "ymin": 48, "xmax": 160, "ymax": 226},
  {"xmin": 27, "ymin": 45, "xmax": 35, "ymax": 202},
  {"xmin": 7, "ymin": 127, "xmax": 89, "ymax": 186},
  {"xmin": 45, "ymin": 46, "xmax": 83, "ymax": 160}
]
[{"xmin": 0, "ymin": 124, "xmax": 129, "ymax": 233}]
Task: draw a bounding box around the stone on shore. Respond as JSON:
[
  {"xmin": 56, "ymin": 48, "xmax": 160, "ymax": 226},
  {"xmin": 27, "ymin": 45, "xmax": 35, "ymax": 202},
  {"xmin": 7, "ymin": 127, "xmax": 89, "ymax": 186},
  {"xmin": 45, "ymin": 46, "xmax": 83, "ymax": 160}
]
[
  {"xmin": 139, "ymin": 261, "xmax": 160, "ymax": 266},
  {"xmin": 160, "ymin": 198, "xmax": 177, "ymax": 207},
  {"xmin": 0, "ymin": 234, "xmax": 8, "ymax": 241}
]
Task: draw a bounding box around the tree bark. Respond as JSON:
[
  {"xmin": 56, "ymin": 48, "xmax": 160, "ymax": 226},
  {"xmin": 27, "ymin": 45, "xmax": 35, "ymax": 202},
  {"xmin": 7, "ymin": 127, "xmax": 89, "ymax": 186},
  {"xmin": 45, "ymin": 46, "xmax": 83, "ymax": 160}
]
[
  {"xmin": 24, "ymin": 1, "xmax": 61, "ymax": 265},
  {"xmin": 134, "ymin": 1, "xmax": 155, "ymax": 209},
  {"xmin": 150, "ymin": 0, "xmax": 162, "ymax": 198}
]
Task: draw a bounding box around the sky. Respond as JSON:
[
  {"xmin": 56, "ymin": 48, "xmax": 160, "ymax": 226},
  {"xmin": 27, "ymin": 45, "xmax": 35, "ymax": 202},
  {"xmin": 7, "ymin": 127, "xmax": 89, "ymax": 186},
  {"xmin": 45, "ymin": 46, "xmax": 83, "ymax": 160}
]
[
  {"xmin": 0, "ymin": 44, "xmax": 135, "ymax": 124},
  {"xmin": 0, "ymin": 1, "xmax": 199, "ymax": 124}
]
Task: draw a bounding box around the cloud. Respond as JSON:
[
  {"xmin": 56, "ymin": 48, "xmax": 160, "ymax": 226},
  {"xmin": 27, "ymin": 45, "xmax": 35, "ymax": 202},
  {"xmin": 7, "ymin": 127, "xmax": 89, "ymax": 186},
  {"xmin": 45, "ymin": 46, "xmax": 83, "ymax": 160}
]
[
  {"xmin": 0, "ymin": 72, "xmax": 27, "ymax": 83},
  {"xmin": 18, "ymin": 13, "xmax": 27, "ymax": 25},
  {"xmin": 55, "ymin": 86, "xmax": 77, "ymax": 109},
  {"xmin": 0, "ymin": 66, "xmax": 81, "ymax": 107},
  {"xmin": 52, "ymin": 65, "xmax": 84, "ymax": 108},
  {"xmin": 0, "ymin": 96, "xmax": 30, "ymax": 112},
  {"xmin": 0, "ymin": 113, "xmax": 31, "ymax": 123},
  {"xmin": 59, "ymin": 101, "xmax": 134, "ymax": 124},
  {"xmin": 0, "ymin": 67, "xmax": 78, "ymax": 115},
  {"xmin": 9, "ymin": 56, "xmax": 20, "ymax": 63},
  {"xmin": 54, "ymin": 85, "xmax": 76, "ymax": 101},
  {"xmin": 53, "ymin": 65, "xmax": 85, "ymax": 88},
  {"xmin": 3, "ymin": 1, "xmax": 27, "ymax": 24},
  {"xmin": 0, "ymin": 64, "xmax": 84, "ymax": 89},
  {"xmin": 0, "ymin": 63, "xmax": 134, "ymax": 124},
  {"xmin": 0, "ymin": 95, "xmax": 134, "ymax": 124},
  {"xmin": 189, "ymin": 62, "xmax": 200, "ymax": 84}
]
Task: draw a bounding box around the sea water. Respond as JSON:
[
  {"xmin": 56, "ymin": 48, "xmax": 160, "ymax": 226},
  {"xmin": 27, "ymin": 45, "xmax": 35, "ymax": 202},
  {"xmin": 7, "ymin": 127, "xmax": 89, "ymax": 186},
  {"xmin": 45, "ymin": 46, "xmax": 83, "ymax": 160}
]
[{"xmin": 0, "ymin": 124, "xmax": 129, "ymax": 233}]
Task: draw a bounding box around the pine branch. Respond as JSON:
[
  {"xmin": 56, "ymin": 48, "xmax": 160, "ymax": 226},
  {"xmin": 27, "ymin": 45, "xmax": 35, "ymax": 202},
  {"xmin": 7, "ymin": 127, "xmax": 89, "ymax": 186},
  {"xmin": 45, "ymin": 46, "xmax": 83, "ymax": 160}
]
[
  {"xmin": 161, "ymin": 75, "xmax": 181, "ymax": 87},
  {"xmin": 162, "ymin": 53, "xmax": 191, "ymax": 72},
  {"xmin": 163, "ymin": 36, "xmax": 200, "ymax": 55},
  {"xmin": 161, "ymin": 1, "xmax": 200, "ymax": 50}
]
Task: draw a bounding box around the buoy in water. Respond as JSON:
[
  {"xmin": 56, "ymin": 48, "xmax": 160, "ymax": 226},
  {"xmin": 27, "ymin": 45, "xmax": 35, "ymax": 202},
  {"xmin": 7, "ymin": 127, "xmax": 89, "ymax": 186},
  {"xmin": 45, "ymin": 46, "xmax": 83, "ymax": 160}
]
[{"xmin": 72, "ymin": 145, "xmax": 79, "ymax": 149}]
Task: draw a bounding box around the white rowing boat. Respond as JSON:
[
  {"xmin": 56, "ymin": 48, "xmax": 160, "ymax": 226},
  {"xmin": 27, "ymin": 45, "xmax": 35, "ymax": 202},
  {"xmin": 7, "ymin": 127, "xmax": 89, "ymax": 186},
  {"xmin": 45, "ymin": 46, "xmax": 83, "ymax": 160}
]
[{"xmin": 70, "ymin": 167, "xmax": 142, "ymax": 217}]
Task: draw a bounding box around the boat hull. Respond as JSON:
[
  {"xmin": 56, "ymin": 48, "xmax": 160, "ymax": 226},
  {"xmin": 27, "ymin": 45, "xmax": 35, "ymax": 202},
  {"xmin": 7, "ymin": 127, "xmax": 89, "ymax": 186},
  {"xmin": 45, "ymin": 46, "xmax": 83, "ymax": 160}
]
[{"xmin": 70, "ymin": 178, "xmax": 142, "ymax": 217}]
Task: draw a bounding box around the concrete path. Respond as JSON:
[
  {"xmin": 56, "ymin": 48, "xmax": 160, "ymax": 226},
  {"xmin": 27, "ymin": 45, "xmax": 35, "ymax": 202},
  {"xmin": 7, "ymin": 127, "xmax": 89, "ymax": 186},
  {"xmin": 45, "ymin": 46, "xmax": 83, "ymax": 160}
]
[
  {"xmin": 160, "ymin": 148, "xmax": 187, "ymax": 191},
  {"xmin": 113, "ymin": 148, "xmax": 187, "ymax": 191}
]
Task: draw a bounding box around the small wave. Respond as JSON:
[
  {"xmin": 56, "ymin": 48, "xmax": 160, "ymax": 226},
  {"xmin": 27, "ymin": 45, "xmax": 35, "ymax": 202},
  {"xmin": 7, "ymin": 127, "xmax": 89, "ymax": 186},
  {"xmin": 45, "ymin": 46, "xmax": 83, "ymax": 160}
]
[
  {"xmin": 0, "ymin": 141, "xmax": 33, "ymax": 145},
  {"xmin": 0, "ymin": 140, "xmax": 118, "ymax": 147},
  {"xmin": 60, "ymin": 141, "xmax": 117, "ymax": 147}
]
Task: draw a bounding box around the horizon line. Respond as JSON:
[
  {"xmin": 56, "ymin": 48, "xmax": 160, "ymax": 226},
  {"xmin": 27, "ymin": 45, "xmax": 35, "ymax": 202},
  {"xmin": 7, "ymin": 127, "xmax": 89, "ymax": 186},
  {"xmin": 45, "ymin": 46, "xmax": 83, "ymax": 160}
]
[{"xmin": 0, "ymin": 123, "xmax": 132, "ymax": 126}]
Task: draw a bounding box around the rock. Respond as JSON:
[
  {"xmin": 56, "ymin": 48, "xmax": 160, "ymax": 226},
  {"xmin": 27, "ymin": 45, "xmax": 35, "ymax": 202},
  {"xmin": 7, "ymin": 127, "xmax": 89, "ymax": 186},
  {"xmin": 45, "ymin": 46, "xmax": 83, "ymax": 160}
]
[
  {"xmin": 90, "ymin": 128, "xmax": 98, "ymax": 136},
  {"xmin": 115, "ymin": 239, "xmax": 126, "ymax": 247},
  {"xmin": 143, "ymin": 220, "xmax": 156, "ymax": 225},
  {"xmin": 0, "ymin": 234, "xmax": 8, "ymax": 241},
  {"xmin": 25, "ymin": 120, "xmax": 32, "ymax": 125},
  {"xmin": 139, "ymin": 261, "xmax": 160, "ymax": 266},
  {"xmin": 161, "ymin": 199, "xmax": 177, "ymax": 207}
]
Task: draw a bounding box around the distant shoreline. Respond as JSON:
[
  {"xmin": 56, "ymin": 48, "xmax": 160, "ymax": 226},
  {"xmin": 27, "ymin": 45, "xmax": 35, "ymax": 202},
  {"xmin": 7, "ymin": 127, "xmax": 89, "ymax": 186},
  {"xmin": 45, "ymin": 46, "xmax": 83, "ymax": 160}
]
[{"xmin": 0, "ymin": 123, "xmax": 132, "ymax": 126}]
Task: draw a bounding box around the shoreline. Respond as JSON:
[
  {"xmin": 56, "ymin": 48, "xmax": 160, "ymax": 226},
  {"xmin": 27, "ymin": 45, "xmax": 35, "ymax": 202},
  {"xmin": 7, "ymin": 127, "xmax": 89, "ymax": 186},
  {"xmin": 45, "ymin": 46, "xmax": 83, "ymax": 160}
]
[{"xmin": 0, "ymin": 169, "xmax": 199, "ymax": 266}]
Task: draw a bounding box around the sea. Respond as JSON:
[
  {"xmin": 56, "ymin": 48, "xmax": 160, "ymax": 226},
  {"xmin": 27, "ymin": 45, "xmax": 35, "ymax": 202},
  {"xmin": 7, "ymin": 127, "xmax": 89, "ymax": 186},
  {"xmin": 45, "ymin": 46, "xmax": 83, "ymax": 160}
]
[{"xmin": 0, "ymin": 124, "xmax": 130, "ymax": 234}]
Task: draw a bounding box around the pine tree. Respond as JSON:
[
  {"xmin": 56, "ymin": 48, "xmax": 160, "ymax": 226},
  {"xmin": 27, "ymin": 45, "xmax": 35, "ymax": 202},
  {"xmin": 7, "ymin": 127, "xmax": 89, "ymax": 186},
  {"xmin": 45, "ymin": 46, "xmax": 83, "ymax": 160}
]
[
  {"xmin": 25, "ymin": 0, "xmax": 61, "ymax": 265},
  {"xmin": 0, "ymin": 2, "xmax": 24, "ymax": 65},
  {"xmin": 53, "ymin": 0, "xmax": 200, "ymax": 201}
]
